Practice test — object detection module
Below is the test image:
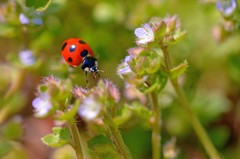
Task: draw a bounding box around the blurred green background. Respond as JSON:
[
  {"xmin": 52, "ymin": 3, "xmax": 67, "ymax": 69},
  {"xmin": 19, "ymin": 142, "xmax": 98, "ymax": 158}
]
[{"xmin": 0, "ymin": 0, "xmax": 240, "ymax": 159}]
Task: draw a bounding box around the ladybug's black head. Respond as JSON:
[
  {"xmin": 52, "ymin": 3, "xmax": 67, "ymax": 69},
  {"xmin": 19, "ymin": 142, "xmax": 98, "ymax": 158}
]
[
  {"xmin": 81, "ymin": 56, "xmax": 100, "ymax": 78},
  {"xmin": 89, "ymin": 65, "xmax": 98, "ymax": 73}
]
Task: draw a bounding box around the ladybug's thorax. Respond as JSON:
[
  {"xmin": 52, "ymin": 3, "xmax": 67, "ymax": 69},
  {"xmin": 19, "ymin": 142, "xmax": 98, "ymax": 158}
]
[{"xmin": 81, "ymin": 56, "xmax": 98, "ymax": 73}]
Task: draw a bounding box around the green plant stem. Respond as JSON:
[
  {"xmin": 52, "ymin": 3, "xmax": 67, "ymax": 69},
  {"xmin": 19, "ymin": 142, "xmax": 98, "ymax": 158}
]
[
  {"xmin": 106, "ymin": 115, "xmax": 131, "ymax": 159},
  {"xmin": 149, "ymin": 92, "xmax": 161, "ymax": 159},
  {"xmin": 109, "ymin": 125, "xmax": 131, "ymax": 159},
  {"xmin": 68, "ymin": 122, "xmax": 84, "ymax": 159},
  {"xmin": 162, "ymin": 46, "xmax": 221, "ymax": 159}
]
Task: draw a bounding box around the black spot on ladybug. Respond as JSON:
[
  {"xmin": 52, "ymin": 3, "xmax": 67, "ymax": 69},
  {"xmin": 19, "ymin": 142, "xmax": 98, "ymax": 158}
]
[
  {"xmin": 62, "ymin": 42, "xmax": 67, "ymax": 51},
  {"xmin": 69, "ymin": 45, "xmax": 76, "ymax": 52},
  {"xmin": 80, "ymin": 49, "xmax": 88, "ymax": 57},
  {"xmin": 79, "ymin": 40, "xmax": 86, "ymax": 44},
  {"xmin": 68, "ymin": 57, "xmax": 73, "ymax": 62}
]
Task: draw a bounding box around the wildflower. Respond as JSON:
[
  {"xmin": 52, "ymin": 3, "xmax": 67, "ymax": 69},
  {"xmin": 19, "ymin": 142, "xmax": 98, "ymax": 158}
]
[
  {"xmin": 216, "ymin": 0, "xmax": 237, "ymax": 17},
  {"xmin": 117, "ymin": 55, "xmax": 134, "ymax": 78},
  {"xmin": 78, "ymin": 96, "xmax": 101, "ymax": 121},
  {"xmin": 32, "ymin": 93, "xmax": 52, "ymax": 117},
  {"xmin": 19, "ymin": 50, "xmax": 35, "ymax": 66},
  {"xmin": 134, "ymin": 23, "xmax": 154, "ymax": 45}
]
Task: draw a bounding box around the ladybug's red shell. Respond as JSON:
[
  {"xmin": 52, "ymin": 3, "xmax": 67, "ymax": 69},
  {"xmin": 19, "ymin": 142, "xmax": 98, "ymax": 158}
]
[{"xmin": 61, "ymin": 38, "xmax": 94, "ymax": 66}]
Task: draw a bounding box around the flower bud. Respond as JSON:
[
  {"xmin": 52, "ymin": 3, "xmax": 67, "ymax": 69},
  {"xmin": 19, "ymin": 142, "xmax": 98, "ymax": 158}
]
[
  {"xmin": 164, "ymin": 15, "xmax": 180, "ymax": 33},
  {"xmin": 72, "ymin": 86, "xmax": 88, "ymax": 100}
]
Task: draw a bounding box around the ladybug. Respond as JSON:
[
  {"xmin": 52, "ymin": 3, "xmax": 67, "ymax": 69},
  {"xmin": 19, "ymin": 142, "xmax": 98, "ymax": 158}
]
[{"xmin": 61, "ymin": 38, "xmax": 100, "ymax": 79}]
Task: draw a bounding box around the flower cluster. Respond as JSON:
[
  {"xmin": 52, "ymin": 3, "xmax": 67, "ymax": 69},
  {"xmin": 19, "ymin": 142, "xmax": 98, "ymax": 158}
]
[
  {"xmin": 72, "ymin": 79, "xmax": 120, "ymax": 122},
  {"xmin": 32, "ymin": 76, "xmax": 120, "ymax": 123},
  {"xmin": 32, "ymin": 75, "xmax": 72, "ymax": 117},
  {"xmin": 118, "ymin": 16, "xmax": 186, "ymax": 94}
]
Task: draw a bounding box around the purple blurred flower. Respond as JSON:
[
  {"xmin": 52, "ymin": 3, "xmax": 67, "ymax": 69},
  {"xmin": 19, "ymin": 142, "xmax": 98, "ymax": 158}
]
[
  {"xmin": 19, "ymin": 13, "xmax": 30, "ymax": 24},
  {"xmin": 32, "ymin": 18, "xmax": 43, "ymax": 25},
  {"xmin": 19, "ymin": 50, "xmax": 35, "ymax": 66},
  {"xmin": 78, "ymin": 96, "xmax": 101, "ymax": 121},
  {"xmin": 117, "ymin": 55, "xmax": 133, "ymax": 77},
  {"xmin": 216, "ymin": 0, "xmax": 237, "ymax": 17},
  {"xmin": 32, "ymin": 93, "xmax": 52, "ymax": 117}
]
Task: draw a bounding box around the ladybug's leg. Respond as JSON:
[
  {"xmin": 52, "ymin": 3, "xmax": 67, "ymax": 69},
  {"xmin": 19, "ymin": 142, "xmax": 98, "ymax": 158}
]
[{"xmin": 84, "ymin": 71, "xmax": 89, "ymax": 88}]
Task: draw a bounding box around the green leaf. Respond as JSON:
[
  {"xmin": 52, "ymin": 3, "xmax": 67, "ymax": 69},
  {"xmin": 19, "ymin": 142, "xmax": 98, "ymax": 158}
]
[
  {"xmin": 170, "ymin": 60, "xmax": 188, "ymax": 79},
  {"xmin": 25, "ymin": 0, "xmax": 52, "ymax": 12},
  {"xmin": 172, "ymin": 29, "xmax": 187, "ymax": 44},
  {"xmin": 41, "ymin": 127, "xmax": 71, "ymax": 147}
]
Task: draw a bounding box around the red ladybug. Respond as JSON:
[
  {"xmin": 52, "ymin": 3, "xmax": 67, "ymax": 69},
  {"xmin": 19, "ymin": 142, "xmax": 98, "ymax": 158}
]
[{"xmin": 61, "ymin": 38, "xmax": 99, "ymax": 78}]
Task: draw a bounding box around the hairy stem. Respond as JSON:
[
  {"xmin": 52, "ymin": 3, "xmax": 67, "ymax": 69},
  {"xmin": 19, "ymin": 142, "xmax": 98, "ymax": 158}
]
[
  {"xmin": 109, "ymin": 125, "xmax": 132, "ymax": 159},
  {"xmin": 68, "ymin": 122, "xmax": 84, "ymax": 159},
  {"xmin": 149, "ymin": 92, "xmax": 161, "ymax": 159},
  {"xmin": 162, "ymin": 46, "xmax": 221, "ymax": 159}
]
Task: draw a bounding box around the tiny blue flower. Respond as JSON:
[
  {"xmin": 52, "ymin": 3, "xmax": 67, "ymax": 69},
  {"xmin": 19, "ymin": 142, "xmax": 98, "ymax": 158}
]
[
  {"xmin": 134, "ymin": 23, "xmax": 154, "ymax": 45},
  {"xmin": 32, "ymin": 17, "xmax": 43, "ymax": 25},
  {"xmin": 19, "ymin": 50, "xmax": 35, "ymax": 66},
  {"xmin": 117, "ymin": 55, "xmax": 133, "ymax": 76}
]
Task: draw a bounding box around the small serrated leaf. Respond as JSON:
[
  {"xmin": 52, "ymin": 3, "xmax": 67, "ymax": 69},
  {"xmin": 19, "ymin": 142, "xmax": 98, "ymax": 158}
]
[
  {"xmin": 172, "ymin": 29, "xmax": 187, "ymax": 44},
  {"xmin": 41, "ymin": 127, "xmax": 71, "ymax": 147},
  {"xmin": 170, "ymin": 60, "xmax": 188, "ymax": 79},
  {"xmin": 41, "ymin": 134, "xmax": 60, "ymax": 147}
]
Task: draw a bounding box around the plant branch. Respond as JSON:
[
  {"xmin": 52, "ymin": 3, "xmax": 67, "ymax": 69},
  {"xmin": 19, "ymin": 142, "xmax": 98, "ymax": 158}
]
[
  {"xmin": 106, "ymin": 115, "xmax": 131, "ymax": 159},
  {"xmin": 161, "ymin": 46, "xmax": 221, "ymax": 159},
  {"xmin": 149, "ymin": 92, "xmax": 161, "ymax": 159},
  {"xmin": 68, "ymin": 122, "xmax": 84, "ymax": 159}
]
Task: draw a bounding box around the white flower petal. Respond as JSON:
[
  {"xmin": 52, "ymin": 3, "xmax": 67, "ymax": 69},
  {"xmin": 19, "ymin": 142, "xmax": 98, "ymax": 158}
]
[
  {"xmin": 134, "ymin": 23, "xmax": 154, "ymax": 45},
  {"xmin": 134, "ymin": 28, "xmax": 148, "ymax": 38},
  {"xmin": 124, "ymin": 55, "xmax": 132, "ymax": 63},
  {"xmin": 143, "ymin": 23, "xmax": 154, "ymax": 35}
]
